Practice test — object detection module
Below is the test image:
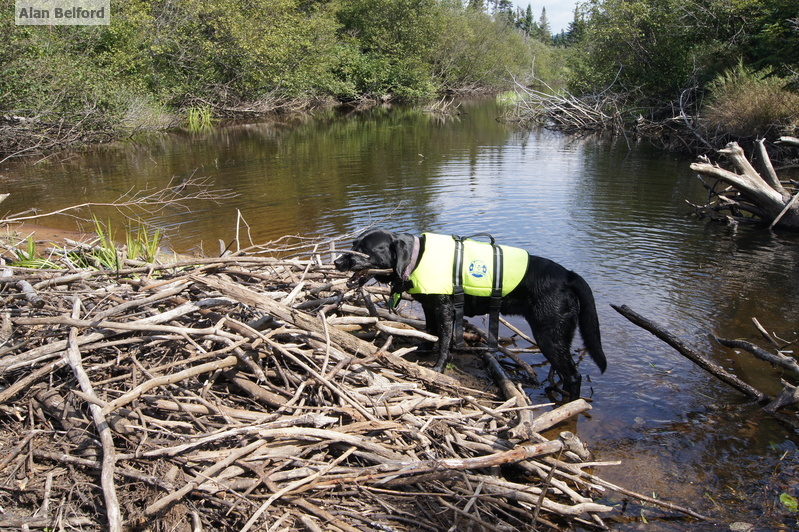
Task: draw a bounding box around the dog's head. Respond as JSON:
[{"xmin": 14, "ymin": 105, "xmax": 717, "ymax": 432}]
[{"xmin": 334, "ymin": 229, "xmax": 415, "ymax": 288}]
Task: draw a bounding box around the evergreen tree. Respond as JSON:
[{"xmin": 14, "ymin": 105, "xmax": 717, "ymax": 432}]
[
  {"xmin": 563, "ymin": 6, "xmax": 586, "ymax": 46},
  {"xmin": 495, "ymin": 0, "xmax": 513, "ymax": 12},
  {"xmin": 538, "ymin": 7, "xmax": 551, "ymax": 42},
  {"xmin": 467, "ymin": 0, "xmax": 486, "ymax": 12},
  {"xmin": 494, "ymin": 0, "xmax": 514, "ymax": 24},
  {"xmin": 516, "ymin": 4, "xmax": 538, "ymax": 37}
]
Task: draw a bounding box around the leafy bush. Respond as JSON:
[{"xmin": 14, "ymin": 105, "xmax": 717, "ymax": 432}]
[
  {"xmin": 0, "ymin": 0, "xmax": 552, "ymax": 138},
  {"xmin": 566, "ymin": 0, "xmax": 799, "ymax": 113},
  {"xmin": 431, "ymin": 7, "xmax": 538, "ymax": 91},
  {"xmin": 702, "ymin": 62, "xmax": 799, "ymax": 137}
]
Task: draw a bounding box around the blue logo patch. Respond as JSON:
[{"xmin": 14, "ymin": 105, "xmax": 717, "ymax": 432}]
[{"xmin": 468, "ymin": 260, "xmax": 488, "ymax": 278}]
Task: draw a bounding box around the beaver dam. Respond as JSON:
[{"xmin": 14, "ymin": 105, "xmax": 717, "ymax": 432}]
[{"xmin": 0, "ymin": 233, "xmax": 710, "ymax": 531}]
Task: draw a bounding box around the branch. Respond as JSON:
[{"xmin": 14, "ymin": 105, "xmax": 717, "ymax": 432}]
[
  {"xmin": 714, "ymin": 337, "xmax": 799, "ymax": 379},
  {"xmin": 612, "ymin": 304, "xmax": 766, "ymax": 401},
  {"xmin": 777, "ymin": 136, "xmax": 799, "ymax": 148},
  {"xmin": 65, "ymin": 298, "xmax": 123, "ymax": 532},
  {"xmin": 0, "ymin": 176, "xmax": 237, "ymax": 226},
  {"xmin": 755, "ymin": 139, "xmax": 789, "ymax": 196}
]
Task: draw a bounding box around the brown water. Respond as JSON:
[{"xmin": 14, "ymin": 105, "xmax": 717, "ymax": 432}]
[{"xmin": 3, "ymin": 99, "xmax": 799, "ymax": 529}]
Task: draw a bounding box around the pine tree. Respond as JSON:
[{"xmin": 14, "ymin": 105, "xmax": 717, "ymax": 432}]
[
  {"xmin": 516, "ymin": 4, "xmax": 537, "ymax": 37},
  {"xmin": 467, "ymin": 0, "xmax": 485, "ymax": 11},
  {"xmin": 537, "ymin": 7, "xmax": 551, "ymax": 42},
  {"xmin": 493, "ymin": 0, "xmax": 514, "ymax": 24},
  {"xmin": 563, "ymin": 6, "xmax": 586, "ymax": 46}
]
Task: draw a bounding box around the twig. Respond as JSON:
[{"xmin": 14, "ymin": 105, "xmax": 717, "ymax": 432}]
[
  {"xmin": 144, "ymin": 439, "xmax": 268, "ymax": 517},
  {"xmin": 65, "ymin": 298, "xmax": 123, "ymax": 532}
]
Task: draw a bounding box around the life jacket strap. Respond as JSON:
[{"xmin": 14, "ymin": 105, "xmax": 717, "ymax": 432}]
[
  {"xmin": 452, "ymin": 237, "xmax": 465, "ymax": 347},
  {"xmin": 488, "ymin": 243, "xmax": 504, "ymax": 350},
  {"xmin": 451, "ymin": 234, "xmax": 504, "ymax": 351}
]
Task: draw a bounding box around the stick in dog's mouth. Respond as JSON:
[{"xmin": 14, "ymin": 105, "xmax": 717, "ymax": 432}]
[{"xmin": 345, "ymin": 268, "xmax": 393, "ymax": 288}]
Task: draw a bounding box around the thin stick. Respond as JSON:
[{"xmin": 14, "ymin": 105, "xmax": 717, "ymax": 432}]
[
  {"xmin": 613, "ymin": 304, "xmax": 766, "ymax": 401},
  {"xmin": 144, "ymin": 439, "xmax": 267, "ymax": 517},
  {"xmin": 65, "ymin": 298, "xmax": 123, "ymax": 532},
  {"xmin": 101, "ymin": 355, "xmax": 239, "ymax": 415},
  {"xmin": 240, "ymin": 446, "xmax": 358, "ymax": 532}
]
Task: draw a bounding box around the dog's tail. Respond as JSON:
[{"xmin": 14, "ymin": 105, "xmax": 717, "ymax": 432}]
[{"xmin": 568, "ymin": 272, "xmax": 607, "ymax": 373}]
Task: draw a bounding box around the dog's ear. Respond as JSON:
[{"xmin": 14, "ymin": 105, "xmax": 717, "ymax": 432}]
[{"xmin": 391, "ymin": 235, "xmax": 414, "ymax": 276}]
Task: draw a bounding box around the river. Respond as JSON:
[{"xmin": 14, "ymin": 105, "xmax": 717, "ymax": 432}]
[{"xmin": 3, "ymin": 98, "xmax": 798, "ymax": 529}]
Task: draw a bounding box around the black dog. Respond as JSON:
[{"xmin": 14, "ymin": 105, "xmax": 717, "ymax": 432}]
[{"xmin": 334, "ymin": 229, "xmax": 606, "ymax": 399}]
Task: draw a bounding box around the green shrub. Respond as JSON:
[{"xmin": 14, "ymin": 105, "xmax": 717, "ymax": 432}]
[
  {"xmin": 702, "ymin": 62, "xmax": 799, "ymax": 137},
  {"xmin": 432, "ymin": 8, "xmax": 539, "ymax": 90}
]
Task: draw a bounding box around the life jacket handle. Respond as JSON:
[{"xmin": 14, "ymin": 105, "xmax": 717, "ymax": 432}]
[{"xmin": 452, "ymin": 232, "xmax": 495, "ymax": 245}]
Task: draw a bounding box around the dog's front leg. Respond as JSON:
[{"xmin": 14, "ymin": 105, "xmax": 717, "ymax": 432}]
[{"xmin": 431, "ymin": 296, "xmax": 455, "ymax": 372}]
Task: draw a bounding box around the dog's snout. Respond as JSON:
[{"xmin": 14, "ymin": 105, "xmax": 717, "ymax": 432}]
[{"xmin": 334, "ymin": 250, "xmax": 371, "ymax": 272}]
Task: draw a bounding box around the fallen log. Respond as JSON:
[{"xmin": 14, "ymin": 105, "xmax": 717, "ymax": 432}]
[
  {"xmin": 614, "ymin": 304, "xmax": 799, "ymax": 429},
  {"xmin": 612, "ymin": 304, "xmax": 766, "ymax": 401}
]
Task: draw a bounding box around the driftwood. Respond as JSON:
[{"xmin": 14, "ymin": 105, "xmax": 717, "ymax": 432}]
[
  {"xmin": 0, "ymin": 235, "xmax": 713, "ymax": 530},
  {"xmin": 614, "ymin": 304, "xmax": 799, "ymax": 428},
  {"xmin": 689, "ymin": 139, "xmax": 799, "ymax": 229}
]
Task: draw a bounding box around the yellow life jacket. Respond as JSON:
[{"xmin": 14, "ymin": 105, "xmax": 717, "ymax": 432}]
[{"xmin": 407, "ymin": 233, "xmax": 528, "ymax": 297}]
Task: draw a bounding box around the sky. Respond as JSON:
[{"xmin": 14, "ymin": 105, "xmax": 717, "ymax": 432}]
[{"xmin": 512, "ymin": 0, "xmax": 579, "ymax": 35}]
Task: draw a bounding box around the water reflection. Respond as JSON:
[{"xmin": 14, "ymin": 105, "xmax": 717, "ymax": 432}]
[{"xmin": 2, "ymin": 98, "xmax": 799, "ymax": 528}]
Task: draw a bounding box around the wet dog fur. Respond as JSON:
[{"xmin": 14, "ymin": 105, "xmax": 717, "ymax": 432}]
[{"xmin": 334, "ymin": 229, "xmax": 606, "ymax": 399}]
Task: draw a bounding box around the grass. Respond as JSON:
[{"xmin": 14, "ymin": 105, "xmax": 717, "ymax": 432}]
[
  {"xmin": 9, "ymin": 235, "xmax": 61, "ymax": 269},
  {"xmin": 7, "ymin": 217, "xmax": 164, "ymax": 271},
  {"xmin": 125, "ymin": 221, "xmax": 162, "ymax": 263},
  {"xmin": 186, "ymin": 106, "xmax": 214, "ymax": 133},
  {"xmin": 702, "ymin": 62, "xmax": 799, "ymax": 138}
]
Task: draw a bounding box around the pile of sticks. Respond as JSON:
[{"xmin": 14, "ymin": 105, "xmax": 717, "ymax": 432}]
[{"xmin": 0, "ymin": 236, "xmax": 704, "ymax": 531}]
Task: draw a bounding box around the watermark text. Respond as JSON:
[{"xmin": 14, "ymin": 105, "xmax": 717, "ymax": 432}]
[{"xmin": 16, "ymin": 0, "xmax": 110, "ymax": 25}]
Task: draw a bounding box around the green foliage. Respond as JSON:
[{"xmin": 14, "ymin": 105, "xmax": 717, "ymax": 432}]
[
  {"xmin": 9, "ymin": 236, "xmax": 61, "ymax": 269},
  {"xmin": 431, "ymin": 7, "xmax": 536, "ymax": 91},
  {"xmin": 567, "ymin": 0, "xmax": 799, "ymax": 104},
  {"xmin": 68, "ymin": 217, "xmax": 163, "ymax": 270},
  {"xmin": 0, "ymin": 0, "xmax": 555, "ymax": 130},
  {"xmin": 567, "ymin": 0, "xmax": 701, "ymax": 98},
  {"xmin": 334, "ymin": 0, "xmax": 444, "ymax": 100},
  {"xmin": 780, "ymin": 493, "xmax": 799, "ymax": 513},
  {"xmin": 186, "ymin": 106, "xmax": 214, "ymax": 133},
  {"xmin": 5, "ymin": 218, "xmax": 163, "ymax": 271},
  {"xmin": 87, "ymin": 216, "xmax": 122, "ymax": 270},
  {"xmin": 125, "ymin": 222, "xmax": 162, "ymax": 263},
  {"xmin": 702, "ymin": 61, "xmax": 799, "ymax": 137}
]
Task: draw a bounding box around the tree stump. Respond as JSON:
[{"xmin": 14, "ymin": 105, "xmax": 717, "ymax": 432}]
[{"xmin": 689, "ymin": 137, "xmax": 799, "ymax": 230}]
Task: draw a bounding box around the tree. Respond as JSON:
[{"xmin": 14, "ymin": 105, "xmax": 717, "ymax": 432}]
[
  {"xmin": 567, "ymin": 0, "xmax": 799, "ymax": 99},
  {"xmin": 335, "ymin": 0, "xmax": 444, "ymax": 99},
  {"xmin": 563, "ymin": 6, "xmax": 586, "ymax": 45},
  {"xmin": 566, "ymin": 0, "xmax": 701, "ymax": 98},
  {"xmin": 493, "ymin": 0, "xmax": 515, "ymax": 24},
  {"xmin": 431, "ymin": 6, "xmax": 533, "ymax": 90},
  {"xmin": 537, "ymin": 7, "xmax": 551, "ymax": 42},
  {"xmin": 516, "ymin": 4, "xmax": 538, "ymax": 38}
]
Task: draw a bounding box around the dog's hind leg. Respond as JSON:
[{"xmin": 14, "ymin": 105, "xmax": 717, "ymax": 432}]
[{"xmin": 526, "ymin": 311, "xmax": 582, "ymax": 400}]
